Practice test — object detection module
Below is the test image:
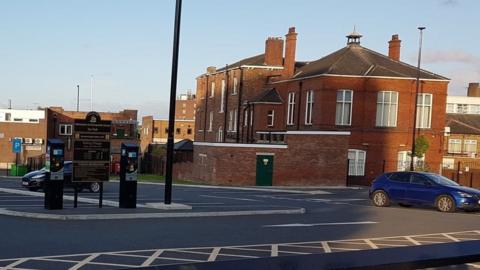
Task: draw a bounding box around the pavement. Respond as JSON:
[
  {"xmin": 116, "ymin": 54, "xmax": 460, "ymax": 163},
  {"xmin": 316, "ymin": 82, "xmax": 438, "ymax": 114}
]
[{"xmin": 1, "ymin": 177, "xmax": 480, "ymax": 269}]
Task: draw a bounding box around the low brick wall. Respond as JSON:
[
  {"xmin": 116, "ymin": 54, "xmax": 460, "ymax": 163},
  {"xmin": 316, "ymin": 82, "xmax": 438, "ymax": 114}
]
[{"xmin": 190, "ymin": 133, "xmax": 349, "ymax": 186}]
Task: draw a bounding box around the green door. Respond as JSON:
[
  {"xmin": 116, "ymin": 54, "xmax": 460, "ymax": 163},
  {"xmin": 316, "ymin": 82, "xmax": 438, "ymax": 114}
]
[{"xmin": 256, "ymin": 155, "xmax": 274, "ymax": 186}]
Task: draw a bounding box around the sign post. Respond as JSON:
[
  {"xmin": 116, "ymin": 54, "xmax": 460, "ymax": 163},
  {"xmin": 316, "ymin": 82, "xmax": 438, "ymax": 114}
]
[
  {"xmin": 12, "ymin": 138, "xmax": 22, "ymax": 176},
  {"xmin": 73, "ymin": 112, "xmax": 111, "ymax": 208}
]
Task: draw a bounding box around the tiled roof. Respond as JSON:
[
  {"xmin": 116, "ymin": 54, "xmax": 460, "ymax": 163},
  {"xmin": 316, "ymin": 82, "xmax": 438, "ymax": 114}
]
[
  {"xmin": 293, "ymin": 44, "xmax": 449, "ymax": 80},
  {"xmin": 250, "ymin": 88, "xmax": 283, "ymax": 104},
  {"xmin": 446, "ymin": 114, "xmax": 480, "ymax": 135}
]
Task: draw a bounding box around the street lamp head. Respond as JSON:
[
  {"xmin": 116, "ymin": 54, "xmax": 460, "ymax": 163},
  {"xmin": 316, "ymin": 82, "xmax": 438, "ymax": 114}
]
[{"xmin": 418, "ymin": 26, "xmax": 426, "ymax": 31}]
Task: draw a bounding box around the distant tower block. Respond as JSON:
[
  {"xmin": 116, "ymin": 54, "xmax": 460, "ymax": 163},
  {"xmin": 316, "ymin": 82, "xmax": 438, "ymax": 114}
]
[{"xmin": 468, "ymin": 82, "xmax": 480, "ymax": 97}]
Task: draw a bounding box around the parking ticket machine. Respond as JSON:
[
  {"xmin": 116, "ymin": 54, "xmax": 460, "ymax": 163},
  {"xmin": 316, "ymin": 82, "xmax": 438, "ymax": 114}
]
[
  {"xmin": 119, "ymin": 143, "xmax": 139, "ymax": 208},
  {"xmin": 44, "ymin": 139, "xmax": 65, "ymax": 210}
]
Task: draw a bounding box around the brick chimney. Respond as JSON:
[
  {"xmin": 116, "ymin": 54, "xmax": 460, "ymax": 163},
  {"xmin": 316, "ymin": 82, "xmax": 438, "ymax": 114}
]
[
  {"xmin": 388, "ymin": 34, "xmax": 401, "ymax": 61},
  {"xmin": 283, "ymin": 27, "xmax": 297, "ymax": 78},
  {"xmin": 264, "ymin": 37, "xmax": 284, "ymax": 66},
  {"xmin": 468, "ymin": 82, "xmax": 480, "ymax": 97},
  {"xmin": 206, "ymin": 66, "xmax": 216, "ymax": 74}
]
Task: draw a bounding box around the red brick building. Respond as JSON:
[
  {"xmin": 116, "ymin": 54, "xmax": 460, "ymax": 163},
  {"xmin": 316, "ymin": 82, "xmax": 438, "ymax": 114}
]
[{"xmin": 193, "ymin": 27, "xmax": 449, "ymax": 186}]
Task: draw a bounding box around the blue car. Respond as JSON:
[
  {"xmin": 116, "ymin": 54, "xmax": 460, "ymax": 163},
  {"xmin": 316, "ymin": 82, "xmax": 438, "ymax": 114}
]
[{"xmin": 369, "ymin": 171, "xmax": 480, "ymax": 212}]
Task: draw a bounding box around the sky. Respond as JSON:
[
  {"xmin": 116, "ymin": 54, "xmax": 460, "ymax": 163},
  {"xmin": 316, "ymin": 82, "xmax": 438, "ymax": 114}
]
[{"xmin": 0, "ymin": 0, "xmax": 478, "ymax": 119}]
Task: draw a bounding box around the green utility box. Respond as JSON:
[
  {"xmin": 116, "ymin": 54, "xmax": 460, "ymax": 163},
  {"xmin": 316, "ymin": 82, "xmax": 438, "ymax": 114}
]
[{"xmin": 10, "ymin": 165, "xmax": 28, "ymax": 176}]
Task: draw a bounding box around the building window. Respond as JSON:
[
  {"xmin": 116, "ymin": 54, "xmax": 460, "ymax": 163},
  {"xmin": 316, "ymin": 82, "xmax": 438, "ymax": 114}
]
[
  {"xmin": 232, "ymin": 77, "xmax": 238, "ymax": 95},
  {"xmin": 456, "ymin": 104, "xmax": 468, "ymax": 114},
  {"xmin": 176, "ymin": 128, "xmax": 181, "ymax": 134},
  {"xmin": 187, "ymin": 128, "xmax": 192, "ymax": 135},
  {"xmin": 442, "ymin": 158, "xmax": 455, "ymax": 169},
  {"xmin": 348, "ymin": 149, "xmax": 365, "ymax": 176},
  {"xmin": 210, "ymin": 82, "xmax": 215, "ymax": 98},
  {"xmin": 5, "ymin": 113, "xmax": 11, "ymax": 121},
  {"xmin": 233, "ymin": 109, "xmax": 237, "ymax": 132},
  {"xmin": 471, "ymin": 105, "xmax": 480, "ymax": 114},
  {"xmin": 244, "ymin": 109, "xmax": 248, "ymax": 127},
  {"xmin": 154, "ymin": 127, "xmax": 159, "ymax": 134},
  {"xmin": 446, "ymin": 104, "xmax": 454, "ymax": 113},
  {"xmin": 217, "ymin": 126, "xmax": 223, "ymax": 142},
  {"xmin": 464, "ymin": 140, "xmax": 477, "ymax": 154},
  {"xmin": 448, "ymin": 139, "xmax": 462, "ymax": 154},
  {"xmin": 305, "ymin": 90, "xmax": 314, "ymax": 125},
  {"xmin": 228, "ymin": 110, "xmax": 234, "ymax": 131},
  {"xmin": 416, "ymin": 93, "xmax": 432, "ymax": 128},
  {"xmin": 13, "ymin": 118, "xmax": 23, "ymax": 122},
  {"xmin": 267, "ymin": 110, "xmax": 274, "ymax": 127},
  {"xmin": 220, "ymin": 79, "xmax": 225, "ymax": 113},
  {"xmin": 336, "ymin": 90, "xmax": 353, "ymax": 126},
  {"xmin": 164, "ymin": 128, "xmax": 169, "ymax": 134},
  {"xmin": 287, "ymin": 92, "xmax": 295, "ymax": 125},
  {"xmin": 29, "ymin": 119, "xmax": 39, "ymax": 123},
  {"xmin": 376, "ymin": 91, "xmax": 398, "ymax": 127},
  {"xmin": 59, "ymin": 124, "xmax": 73, "ymax": 136},
  {"xmin": 208, "ymin": 111, "xmax": 213, "ymax": 131},
  {"xmin": 397, "ymin": 151, "xmax": 425, "ymax": 171}
]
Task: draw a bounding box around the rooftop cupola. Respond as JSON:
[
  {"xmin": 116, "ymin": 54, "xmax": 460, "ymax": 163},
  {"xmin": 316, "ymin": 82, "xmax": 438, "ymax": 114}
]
[{"xmin": 346, "ymin": 27, "xmax": 362, "ymax": 45}]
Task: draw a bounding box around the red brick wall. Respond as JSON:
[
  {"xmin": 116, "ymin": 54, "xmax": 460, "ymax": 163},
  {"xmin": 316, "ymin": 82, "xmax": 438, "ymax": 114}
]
[{"xmin": 191, "ymin": 133, "xmax": 349, "ymax": 186}]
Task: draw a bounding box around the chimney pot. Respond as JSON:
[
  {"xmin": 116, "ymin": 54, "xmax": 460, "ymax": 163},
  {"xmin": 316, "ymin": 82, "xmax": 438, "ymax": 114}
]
[
  {"xmin": 468, "ymin": 82, "xmax": 480, "ymax": 97},
  {"xmin": 283, "ymin": 27, "xmax": 298, "ymax": 78},
  {"xmin": 264, "ymin": 37, "xmax": 284, "ymax": 66}
]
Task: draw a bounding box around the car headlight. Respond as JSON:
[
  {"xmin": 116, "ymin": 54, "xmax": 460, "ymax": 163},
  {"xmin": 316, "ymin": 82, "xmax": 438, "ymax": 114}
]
[
  {"xmin": 457, "ymin": 192, "xmax": 473, "ymax": 198},
  {"xmin": 32, "ymin": 175, "xmax": 45, "ymax": 180}
]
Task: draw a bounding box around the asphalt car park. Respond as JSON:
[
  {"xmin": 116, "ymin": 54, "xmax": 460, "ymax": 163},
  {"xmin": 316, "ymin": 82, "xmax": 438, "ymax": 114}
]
[{"xmin": 1, "ymin": 176, "xmax": 480, "ymax": 270}]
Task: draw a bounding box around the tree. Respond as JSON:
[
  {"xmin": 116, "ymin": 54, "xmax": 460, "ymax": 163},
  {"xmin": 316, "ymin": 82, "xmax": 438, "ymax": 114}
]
[{"xmin": 414, "ymin": 135, "xmax": 429, "ymax": 158}]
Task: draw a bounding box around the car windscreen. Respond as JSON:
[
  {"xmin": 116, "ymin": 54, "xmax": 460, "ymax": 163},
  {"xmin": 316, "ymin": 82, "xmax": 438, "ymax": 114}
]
[{"xmin": 426, "ymin": 174, "xmax": 459, "ymax": 186}]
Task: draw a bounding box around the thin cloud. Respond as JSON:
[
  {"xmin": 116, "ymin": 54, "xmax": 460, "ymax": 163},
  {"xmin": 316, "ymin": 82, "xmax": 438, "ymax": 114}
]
[
  {"xmin": 420, "ymin": 49, "xmax": 480, "ymax": 65},
  {"xmin": 440, "ymin": 0, "xmax": 459, "ymax": 6}
]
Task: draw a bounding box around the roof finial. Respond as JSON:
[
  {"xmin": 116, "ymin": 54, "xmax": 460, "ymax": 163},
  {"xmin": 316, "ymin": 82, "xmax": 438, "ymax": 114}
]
[{"xmin": 347, "ymin": 26, "xmax": 362, "ymax": 45}]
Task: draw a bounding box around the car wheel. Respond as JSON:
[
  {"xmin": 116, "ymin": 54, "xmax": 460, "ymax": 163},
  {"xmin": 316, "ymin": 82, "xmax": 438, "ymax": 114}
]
[
  {"xmin": 372, "ymin": 190, "xmax": 390, "ymax": 207},
  {"xmin": 436, "ymin": 195, "xmax": 456, "ymax": 213},
  {"xmin": 89, "ymin": 182, "xmax": 100, "ymax": 193}
]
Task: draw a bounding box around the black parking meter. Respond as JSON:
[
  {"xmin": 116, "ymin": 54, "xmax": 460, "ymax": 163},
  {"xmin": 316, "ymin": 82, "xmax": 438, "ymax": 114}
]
[
  {"xmin": 119, "ymin": 143, "xmax": 139, "ymax": 208},
  {"xmin": 44, "ymin": 139, "xmax": 64, "ymax": 210}
]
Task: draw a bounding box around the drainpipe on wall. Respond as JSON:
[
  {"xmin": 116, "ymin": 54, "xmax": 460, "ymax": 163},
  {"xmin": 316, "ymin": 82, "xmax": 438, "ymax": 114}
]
[
  {"xmin": 250, "ymin": 104, "xmax": 255, "ymax": 142},
  {"xmin": 297, "ymin": 81, "xmax": 303, "ymax": 130},
  {"xmin": 236, "ymin": 68, "xmax": 244, "ymax": 143},
  {"xmin": 223, "ymin": 64, "xmax": 229, "ymax": 142},
  {"xmin": 203, "ymin": 75, "xmax": 209, "ymax": 142}
]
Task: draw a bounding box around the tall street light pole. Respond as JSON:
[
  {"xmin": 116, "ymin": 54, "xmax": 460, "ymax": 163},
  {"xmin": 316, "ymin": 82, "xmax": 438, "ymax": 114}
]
[
  {"xmin": 165, "ymin": 0, "xmax": 182, "ymax": 204},
  {"xmin": 410, "ymin": 26, "xmax": 426, "ymax": 171},
  {"xmin": 77, "ymin": 85, "xmax": 80, "ymax": 112}
]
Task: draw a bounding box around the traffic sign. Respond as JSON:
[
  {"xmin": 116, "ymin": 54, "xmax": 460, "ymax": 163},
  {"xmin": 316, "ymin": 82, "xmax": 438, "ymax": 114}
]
[{"xmin": 12, "ymin": 138, "xmax": 22, "ymax": 153}]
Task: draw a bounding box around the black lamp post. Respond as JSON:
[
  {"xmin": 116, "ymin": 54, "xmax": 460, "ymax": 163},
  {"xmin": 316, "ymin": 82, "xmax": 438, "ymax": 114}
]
[
  {"xmin": 165, "ymin": 0, "xmax": 182, "ymax": 204},
  {"xmin": 410, "ymin": 26, "xmax": 426, "ymax": 171}
]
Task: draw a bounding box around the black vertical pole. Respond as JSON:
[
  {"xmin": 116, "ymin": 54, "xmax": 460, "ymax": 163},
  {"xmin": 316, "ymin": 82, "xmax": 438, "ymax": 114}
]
[
  {"xmin": 76, "ymin": 85, "xmax": 80, "ymax": 112},
  {"xmin": 456, "ymin": 161, "xmax": 461, "ymax": 182},
  {"xmin": 99, "ymin": 182, "xmax": 103, "ymax": 208},
  {"xmin": 74, "ymin": 184, "xmax": 78, "ymax": 208},
  {"xmin": 165, "ymin": 0, "xmax": 182, "ymax": 204},
  {"xmin": 470, "ymin": 171, "xmax": 473, "ymax": 187},
  {"xmin": 410, "ymin": 27, "xmax": 425, "ymax": 171},
  {"xmin": 346, "ymin": 159, "xmax": 350, "ymax": 186},
  {"xmin": 382, "ymin": 160, "xmax": 386, "ymax": 173}
]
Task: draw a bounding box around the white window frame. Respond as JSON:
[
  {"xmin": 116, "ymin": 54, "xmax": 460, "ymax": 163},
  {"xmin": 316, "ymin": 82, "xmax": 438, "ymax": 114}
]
[
  {"xmin": 287, "ymin": 92, "xmax": 295, "ymax": 125},
  {"xmin": 232, "ymin": 77, "xmax": 238, "ymax": 95},
  {"xmin": 217, "ymin": 126, "xmax": 223, "ymax": 142},
  {"xmin": 228, "ymin": 110, "xmax": 234, "ymax": 131},
  {"xmin": 416, "ymin": 93, "xmax": 432, "ymax": 129},
  {"xmin": 267, "ymin": 110, "xmax": 275, "ymax": 127},
  {"xmin": 244, "ymin": 109, "xmax": 248, "ymax": 127},
  {"xmin": 448, "ymin": 139, "xmax": 462, "ymax": 154},
  {"xmin": 464, "ymin": 139, "xmax": 477, "ymax": 154},
  {"xmin": 336, "ymin": 90, "xmax": 353, "ymax": 126},
  {"xmin": 305, "ymin": 90, "xmax": 314, "ymax": 125},
  {"xmin": 59, "ymin": 124, "xmax": 73, "ymax": 136},
  {"xmin": 397, "ymin": 151, "xmax": 425, "ymax": 171},
  {"xmin": 208, "ymin": 111, "xmax": 213, "ymax": 132},
  {"xmin": 210, "ymin": 81, "xmax": 215, "ymax": 98},
  {"xmin": 376, "ymin": 91, "xmax": 398, "ymax": 127},
  {"xmin": 233, "ymin": 109, "xmax": 237, "ymax": 132},
  {"xmin": 220, "ymin": 79, "xmax": 225, "ymax": 113},
  {"xmin": 348, "ymin": 149, "xmax": 365, "ymax": 176}
]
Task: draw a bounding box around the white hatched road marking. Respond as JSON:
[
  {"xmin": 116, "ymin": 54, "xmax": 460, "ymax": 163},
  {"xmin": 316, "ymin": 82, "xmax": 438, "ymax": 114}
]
[
  {"xmin": 140, "ymin": 249, "xmax": 164, "ymax": 267},
  {"xmin": 0, "ymin": 230, "xmax": 479, "ymax": 270},
  {"xmin": 208, "ymin": 247, "xmax": 220, "ymax": 261}
]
